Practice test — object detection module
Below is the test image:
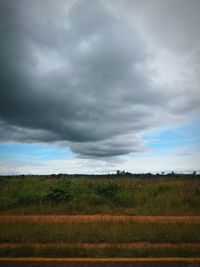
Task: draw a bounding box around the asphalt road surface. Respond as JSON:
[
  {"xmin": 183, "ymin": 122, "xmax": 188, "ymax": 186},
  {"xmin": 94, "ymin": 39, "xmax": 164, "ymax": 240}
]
[{"xmin": 0, "ymin": 260, "xmax": 200, "ymax": 267}]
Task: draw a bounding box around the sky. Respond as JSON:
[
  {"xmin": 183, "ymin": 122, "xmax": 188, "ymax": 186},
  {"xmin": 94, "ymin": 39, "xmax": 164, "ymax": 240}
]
[{"xmin": 0, "ymin": 0, "xmax": 200, "ymax": 174}]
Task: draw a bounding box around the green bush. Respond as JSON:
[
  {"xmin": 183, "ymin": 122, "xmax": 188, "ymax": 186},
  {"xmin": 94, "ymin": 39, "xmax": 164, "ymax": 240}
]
[
  {"xmin": 145, "ymin": 184, "xmax": 171, "ymax": 198},
  {"xmin": 113, "ymin": 191, "xmax": 135, "ymax": 207},
  {"xmin": 196, "ymin": 187, "xmax": 200, "ymax": 195},
  {"xmin": 94, "ymin": 182, "xmax": 120, "ymax": 198},
  {"xmin": 88, "ymin": 194, "xmax": 106, "ymax": 205},
  {"xmin": 0, "ymin": 196, "xmax": 17, "ymax": 210},
  {"xmin": 16, "ymin": 192, "xmax": 41, "ymax": 206},
  {"xmin": 45, "ymin": 187, "xmax": 71, "ymax": 204}
]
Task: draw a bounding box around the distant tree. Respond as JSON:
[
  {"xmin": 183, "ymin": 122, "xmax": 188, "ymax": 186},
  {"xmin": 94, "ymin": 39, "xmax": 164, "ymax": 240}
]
[
  {"xmin": 125, "ymin": 172, "xmax": 132, "ymax": 177},
  {"xmin": 116, "ymin": 170, "xmax": 125, "ymax": 175}
]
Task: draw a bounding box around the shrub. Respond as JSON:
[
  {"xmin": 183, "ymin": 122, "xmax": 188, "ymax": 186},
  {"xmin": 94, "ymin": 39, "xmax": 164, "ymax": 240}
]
[
  {"xmin": 94, "ymin": 182, "xmax": 120, "ymax": 198},
  {"xmin": 196, "ymin": 187, "xmax": 200, "ymax": 195},
  {"xmin": 16, "ymin": 192, "xmax": 41, "ymax": 206},
  {"xmin": 113, "ymin": 191, "xmax": 135, "ymax": 208},
  {"xmin": 45, "ymin": 187, "xmax": 71, "ymax": 204},
  {"xmin": 88, "ymin": 194, "xmax": 106, "ymax": 205},
  {"xmin": 0, "ymin": 196, "xmax": 18, "ymax": 210}
]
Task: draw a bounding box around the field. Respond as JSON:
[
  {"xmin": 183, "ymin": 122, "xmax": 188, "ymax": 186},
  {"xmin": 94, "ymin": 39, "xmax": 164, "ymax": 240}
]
[
  {"xmin": 0, "ymin": 174, "xmax": 200, "ymax": 258},
  {"xmin": 1, "ymin": 174, "xmax": 200, "ymax": 215}
]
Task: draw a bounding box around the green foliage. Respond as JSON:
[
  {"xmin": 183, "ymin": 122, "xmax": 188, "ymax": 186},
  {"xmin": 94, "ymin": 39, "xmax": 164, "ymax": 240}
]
[
  {"xmin": 196, "ymin": 187, "xmax": 200, "ymax": 195},
  {"xmin": 94, "ymin": 182, "xmax": 120, "ymax": 197},
  {"xmin": 0, "ymin": 196, "xmax": 18, "ymax": 210},
  {"xmin": 15, "ymin": 192, "xmax": 41, "ymax": 206},
  {"xmin": 0, "ymin": 245, "xmax": 200, "ymax": 258},
  {"xmin": 113, "ymin": 191, "xmax": 135, "ymax": 207},
  {"xmin": 144, "ymin": 184, "xmax": 171, "ymax": 198},
  {"xmin": 1, "ymin": 221, "xmax": 200, "ymax": 244},
  {"xmin": 45, "ymin": 187, "xmax": 71, "ymax": 204},
  {"xmin": 0, "ymin": 175, "xmax": 200, "ymax": 215},
  {"xmin": 88, "ymin": 194, "xmax": 106, "ymax": 205}
]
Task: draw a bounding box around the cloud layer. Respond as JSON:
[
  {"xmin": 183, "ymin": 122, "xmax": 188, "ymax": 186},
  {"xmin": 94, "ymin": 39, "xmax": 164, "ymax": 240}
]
[{"xmin": 0, "ymin": 0, "xmax": 199, "ymax": 158}]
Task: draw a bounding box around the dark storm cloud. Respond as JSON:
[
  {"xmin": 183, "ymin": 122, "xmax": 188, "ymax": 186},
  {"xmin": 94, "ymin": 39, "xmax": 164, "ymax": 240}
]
[
  {"xmin": 70, "ymin": 134, "xmax": 144, "ymax": 158},
  {"xmin": 0, "ymin": 0, "xmax": 198, "ymax": 157}
]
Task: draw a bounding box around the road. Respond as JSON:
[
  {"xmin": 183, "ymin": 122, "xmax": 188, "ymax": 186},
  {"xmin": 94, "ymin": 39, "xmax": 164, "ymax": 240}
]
[{"xmin": 0, "ymin": 259, "xmax": 200, "ymax": 267}]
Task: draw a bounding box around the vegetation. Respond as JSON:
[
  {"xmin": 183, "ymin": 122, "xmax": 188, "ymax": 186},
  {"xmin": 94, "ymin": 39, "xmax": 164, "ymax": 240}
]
[
  {"xmin": 0, "ymin": 174, "xmax": 200, "ymax": 214},
  {"xmin": 0, "ymin": 174, "xmax": 200, "ymax": 258},
  {"xmin": 1, "ymin": 221, "xmax": 200, "ymax": 243},
  {"xmin": 1, "ymin": 244, "xmax": 200, "ymax": 258},
  {"xmin": 1, "ymin": 220, "xmax": 200, "ymax": 257}
]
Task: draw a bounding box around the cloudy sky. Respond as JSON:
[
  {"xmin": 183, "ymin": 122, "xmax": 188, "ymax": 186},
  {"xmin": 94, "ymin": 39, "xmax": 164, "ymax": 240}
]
[{"xmin": 0, "ymin": 0, "xmax": 199, "ymax": 174}]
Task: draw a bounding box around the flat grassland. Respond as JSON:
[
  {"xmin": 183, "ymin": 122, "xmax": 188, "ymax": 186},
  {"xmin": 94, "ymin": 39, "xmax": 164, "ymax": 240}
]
[{"xmin": 0, "ymin": 174, "xmax": 200, "ymax": 257}]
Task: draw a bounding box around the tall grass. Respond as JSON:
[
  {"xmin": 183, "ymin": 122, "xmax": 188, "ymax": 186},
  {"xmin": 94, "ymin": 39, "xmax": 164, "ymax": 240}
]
[
  {"xmin": 1, "ymin": 221, "xmax": 200, "ymax": 244},
  {"xmin": 0, "ymin": 176, "xmax": 200, "ymax": 215},
  {"xmin": 0, "ymin": 244, "xmax": 200, "ymax": 258}
]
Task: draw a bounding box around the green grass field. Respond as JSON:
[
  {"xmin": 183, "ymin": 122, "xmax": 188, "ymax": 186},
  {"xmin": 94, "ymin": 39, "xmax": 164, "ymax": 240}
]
[
  {"xmin": 1, "ymin": 221, "xmax": 200, "ymax": 243},
  {"xmin": 1, "ymin": 245, "xmax": 200, "ymax": 258},
  {"xmin": 1, "ymin": 220, "xmax": 200, "ymax": 257},
  {"xmin": 0, "ymin": 175, "xmax": 200, "ymax": 215}
]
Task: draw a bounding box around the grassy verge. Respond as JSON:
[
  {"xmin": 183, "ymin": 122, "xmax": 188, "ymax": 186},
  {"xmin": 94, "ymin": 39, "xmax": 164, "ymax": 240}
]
[
  {"xmin": 1, "ymin": 176, "xmax": 200, "ymax": 258},
  {"xmin": 0, "ymin": 244, "xmax": 200, "ymax": 258},
  {"xmin": 1, "ymin": 221, "xmax": 200, "ymax": 244}
]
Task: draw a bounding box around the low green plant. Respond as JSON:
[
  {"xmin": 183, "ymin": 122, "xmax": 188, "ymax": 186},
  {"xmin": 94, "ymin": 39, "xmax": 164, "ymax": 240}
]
[
  {"xmin": 45, "ymin": 187, "xmax": 71, "ymax": 204},
  {"xmin": 1, "ymin": 221, "xmax": 200, "ymax": 244},
  {"xmin": 0, "ymin": 244, "xmax": 200, "ymax": 258},
  {"xmin": 1, "ymin": 176, "xmax": 200, "ymax": 215},
  {"xmin": 94, "ymin": 182, "xmax": 120, "ymax": 197}
]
